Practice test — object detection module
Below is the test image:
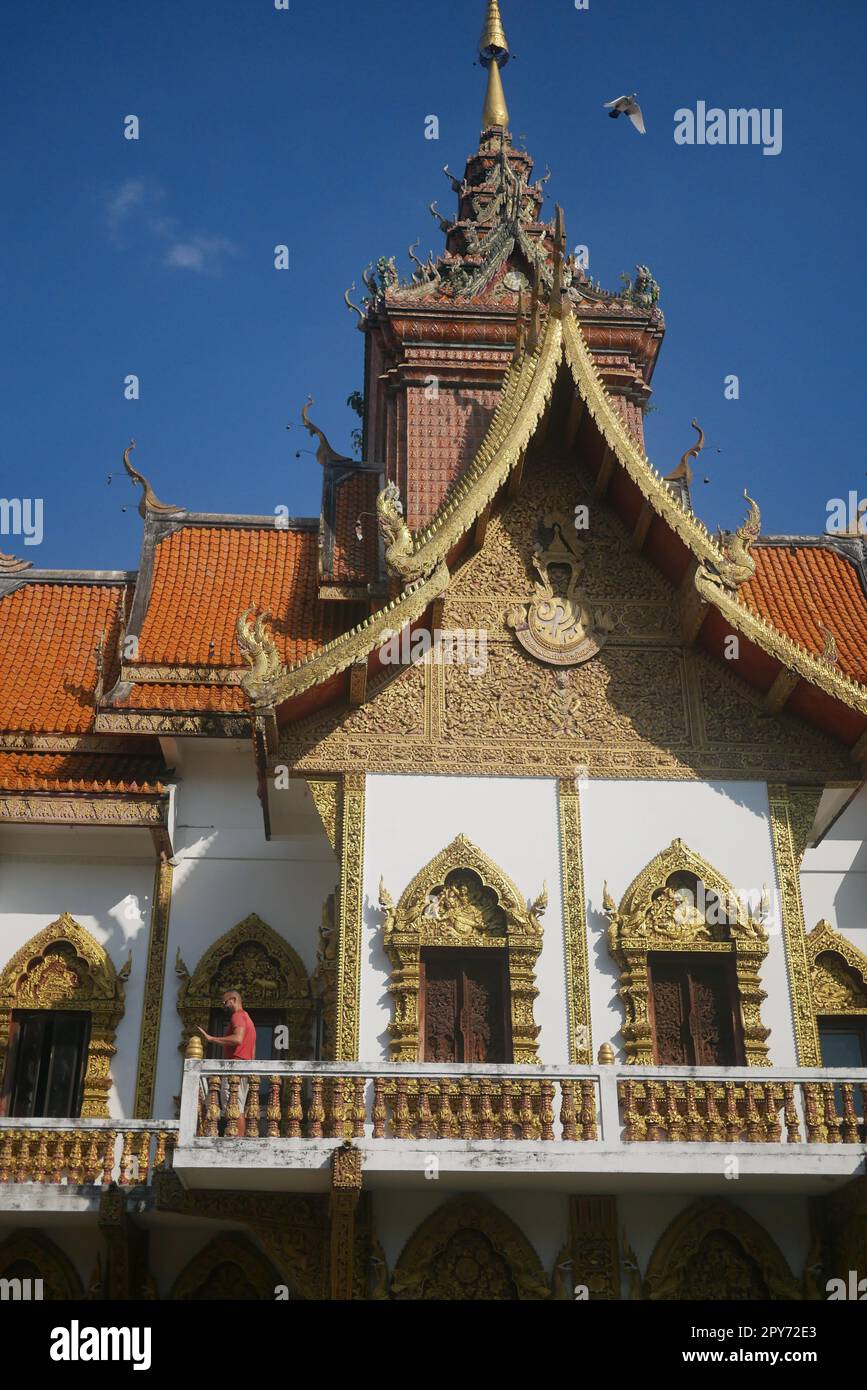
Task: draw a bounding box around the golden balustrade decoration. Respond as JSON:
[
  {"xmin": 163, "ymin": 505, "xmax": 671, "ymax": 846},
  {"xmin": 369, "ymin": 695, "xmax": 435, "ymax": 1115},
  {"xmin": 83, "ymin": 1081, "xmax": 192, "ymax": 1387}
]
[
  {"xmin": 0, "ymin": 1126, "xmax": 177, "ymax": 1184},
  {"xmin": 188, "ymin": 1067, "xmax": 866, "ymax": 1147},
  {"xmin": 191, "ymin": 1071, "xmax": 600, "ymax": 1142},
  {"xmin": 618, "ymin": 1078, "xmax": 867, "ymax": 1144}
]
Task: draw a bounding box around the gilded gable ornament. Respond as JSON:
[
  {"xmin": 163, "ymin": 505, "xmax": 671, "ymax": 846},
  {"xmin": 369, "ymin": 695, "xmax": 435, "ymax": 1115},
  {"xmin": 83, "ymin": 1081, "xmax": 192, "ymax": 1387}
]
[{"xmin": 506, "ymin": 513, "xmax": 613, "ymax": 666}]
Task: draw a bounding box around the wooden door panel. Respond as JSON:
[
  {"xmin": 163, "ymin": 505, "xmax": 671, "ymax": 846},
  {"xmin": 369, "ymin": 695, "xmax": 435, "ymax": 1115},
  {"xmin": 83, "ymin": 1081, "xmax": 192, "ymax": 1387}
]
[
  {"xmin": 421, "ymin": 951, "xmax": 510, "ymax": 1063},
  {"xmin": 649, "ymin": 955, "xmax": 741, "ymax": 1066}
]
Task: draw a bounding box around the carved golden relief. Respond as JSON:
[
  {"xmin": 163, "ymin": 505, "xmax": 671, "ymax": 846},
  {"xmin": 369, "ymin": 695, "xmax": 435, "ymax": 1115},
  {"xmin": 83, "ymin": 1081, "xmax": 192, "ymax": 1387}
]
[
  {"xmin": 506, "ymin": 513, "xmax": 613, "ymax": 665},
  {"xmin": 553, "ymin": 1196, "xmax": 621, "ymax": 1300},
  {"xmin": 807, "ymin": 921, "xmax": 867, "ymax": 1015},
  {"xmin": 769, "ymin": 787, "xmax": 822, "ymax": 1066},
  {"xmin": 603, "ymin": 840, "xmax": 771, "ymax": 1066},
  {"xmin": 390, "ymin": 1197, "xmax": 550, "ymax": 1301},
  {"xmin": 176, "ymin": 913, "xmax": 313, "ymax": 1059},
  {"xmin": 558, "ymin": 779, "xmax": 592, "ymax": 1063},
  {"xmin": 133, "ymin": 852, "xmax": 173, "ymax": 1119},
  {"xmin": 378, "ymin": 835, "xmax": 545, "ymax": 1063},
  {"xmin": 0, "ymin": 1229, "xmax": 85, "ymax": 1300},
  {"xmin": 0, "ymin": 914, "xmax": 129, "ymax": 1119},
  {"xmin": 336, "ymin": 773, "xmax": 365, "ymax": 1061},
  {"xmin": 275, "ymin": 453, "xmax": 854, "ymax": 781},
  {"xmin": 170, "ymin": 1233, "xmax": 285, "ymax": 1300},
  {"xmin": 644, "ymin": 1200, "xmax": 801, "ymax": 1301}
]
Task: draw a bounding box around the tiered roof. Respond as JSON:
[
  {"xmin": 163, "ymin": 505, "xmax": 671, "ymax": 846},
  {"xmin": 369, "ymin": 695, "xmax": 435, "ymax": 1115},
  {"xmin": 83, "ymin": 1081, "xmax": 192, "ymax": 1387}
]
[{"xmin": 1, "ymin": 0, "xmax": 865, "ymax": 793}]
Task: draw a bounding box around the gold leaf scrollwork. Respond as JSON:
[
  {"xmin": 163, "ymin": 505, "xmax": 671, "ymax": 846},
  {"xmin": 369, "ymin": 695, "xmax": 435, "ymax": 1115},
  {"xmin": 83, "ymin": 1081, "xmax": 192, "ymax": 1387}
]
[{"xmin": 506, "ymin": 513, "xmax": 613, "ymax": 666}]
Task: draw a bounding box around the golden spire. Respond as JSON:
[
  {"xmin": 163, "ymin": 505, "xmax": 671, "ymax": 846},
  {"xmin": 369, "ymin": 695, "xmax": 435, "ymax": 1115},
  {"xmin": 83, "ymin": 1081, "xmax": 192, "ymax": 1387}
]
[{"xmin": 479, "ymin": 0, "xmax": 510, "ymax": 130}]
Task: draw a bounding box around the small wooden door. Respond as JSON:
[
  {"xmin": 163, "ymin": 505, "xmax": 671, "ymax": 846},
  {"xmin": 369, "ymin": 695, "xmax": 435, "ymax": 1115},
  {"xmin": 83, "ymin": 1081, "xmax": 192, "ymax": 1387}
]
[
  {"xmin": 420, "ymin": 949, "xmax": 512, "ymax": 1063},
  {"xmin": 648, "ymin": 955, "xmax": 743, "ymax": 1066}
]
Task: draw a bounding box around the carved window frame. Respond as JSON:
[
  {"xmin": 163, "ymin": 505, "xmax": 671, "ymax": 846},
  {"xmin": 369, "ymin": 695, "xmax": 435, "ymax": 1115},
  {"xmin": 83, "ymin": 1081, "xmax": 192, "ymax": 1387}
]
[
  {"xmin": 379, "ymin": 834, "xmax": 545, "ymax": 1064},
  {"xmin": 176, "ymin": 913, "xmax": 314, "ymax": 1060},
  {"xmin": 806, "ymin": 920, "xmax": 867, "ymax": 1026},
  {"xmin": 0, "ymin": 913, "xmax": 128, "ymax": 1119},
  {"xmin": 604, "ymin": 839, "xmax": 771, "ymax": 1067},
  {"xmin": 391, "ymin": 1196, "xmax": 550, "ymax": 1300},
  {"xmin": 644, "ymin": 1199, "xmax": 800, "ymax": 1300}
]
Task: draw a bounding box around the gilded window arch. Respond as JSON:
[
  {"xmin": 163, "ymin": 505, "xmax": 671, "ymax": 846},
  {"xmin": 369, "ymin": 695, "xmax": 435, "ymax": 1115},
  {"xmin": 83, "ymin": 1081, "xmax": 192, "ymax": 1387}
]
[
  {"xmin": 378, "ymin": 834, "xmax": 546, "ymax": 1064},
  {"xmin": 0, "ymin": 913, "xmax": 129, "ymax": 1119},
  {"xmin": 176, "ymin": 913, "xmax": 314, "ymax": 1058},
  {"xmin": 169, "ymin": 1233, "xmax": 287, "ymax": 1300},
  {"xmin": 603, "ymin": 838, "xmax": 771, "ymax": 1066},
  {"xmin": 806, "ymin": 920, "xmax": 867, "ymax": 1019},
  {"xmin": 390, "ymin": 1196, "xmax": 550, "ymax": 1300},
  {"xmin": 0, "ymin": 1229, "xmax": 84, "ymax": 1300},
  {"xmin": 644, "ymin": 1199, "xmax": 800, "ymax": 1300}
]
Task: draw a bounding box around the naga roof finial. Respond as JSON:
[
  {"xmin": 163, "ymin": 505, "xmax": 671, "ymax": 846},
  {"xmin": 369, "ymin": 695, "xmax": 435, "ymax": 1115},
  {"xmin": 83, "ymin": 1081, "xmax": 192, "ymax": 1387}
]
[
  {"xmin": 301, "ymin": 397, "xmax": 354, "ymax": 468},
  {"xmin": 665, "ymin": 420, "xmax": 705, "ymax": 486},
  {"xmin": 479, "ymin": 1, "xmax": 510, "ymax": 131},
  {"xmin": 122, "ymin": 441, "xmax": 181, "ymax": 520}
]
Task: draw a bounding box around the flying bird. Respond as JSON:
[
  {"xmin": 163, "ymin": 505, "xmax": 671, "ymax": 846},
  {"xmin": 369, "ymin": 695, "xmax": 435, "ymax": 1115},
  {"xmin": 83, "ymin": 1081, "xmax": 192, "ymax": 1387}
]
[{"xmin": 604, "ymin": 94, "xmax": 646, "ymax": 134}]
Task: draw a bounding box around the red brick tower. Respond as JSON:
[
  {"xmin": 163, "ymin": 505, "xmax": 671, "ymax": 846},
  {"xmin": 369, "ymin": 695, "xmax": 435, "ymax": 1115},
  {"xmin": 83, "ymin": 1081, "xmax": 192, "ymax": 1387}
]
[{"xmin": 356, "ymin": 0, "xmax": 666, "ymax": 530}]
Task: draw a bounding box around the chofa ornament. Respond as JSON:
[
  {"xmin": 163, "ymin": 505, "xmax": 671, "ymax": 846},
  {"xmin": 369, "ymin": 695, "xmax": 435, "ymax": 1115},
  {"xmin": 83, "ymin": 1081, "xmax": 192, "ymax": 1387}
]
[{"xmin": 507, "ymin": 512, "xmax": 613, "ymax": 665}]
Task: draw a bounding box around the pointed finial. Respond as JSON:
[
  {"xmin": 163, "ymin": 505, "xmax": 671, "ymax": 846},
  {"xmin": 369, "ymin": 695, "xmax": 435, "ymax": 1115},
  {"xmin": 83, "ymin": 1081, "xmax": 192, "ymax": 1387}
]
[
  {"xmin": 122, "ymin": 442, "xmax": 181, "ymax": 520},
  {"xmin": 479, "ymin": 1, "xmax": 510, "ymax": 130},
  {"xmin": 550, "ymin": 204, "xmax": 567, "ymax": 318}
]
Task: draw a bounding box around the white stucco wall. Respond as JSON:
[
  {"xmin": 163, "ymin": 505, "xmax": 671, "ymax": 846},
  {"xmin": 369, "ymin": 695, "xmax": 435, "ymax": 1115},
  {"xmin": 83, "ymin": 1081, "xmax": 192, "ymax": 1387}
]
[
  {"xmin": 801, "ymin": 782, "xmax": 867, "ymax": 957},
  {"xmin": 362, "ymin": 775, "xmax": 568, "ymax": 1064},
  {"xmin": 580, "ymin": 780, "xmax": 798, "ymax": 1065},
  {"xmin": 151, "ymin": 744, "xmax": 337, "ymax": 1118}
]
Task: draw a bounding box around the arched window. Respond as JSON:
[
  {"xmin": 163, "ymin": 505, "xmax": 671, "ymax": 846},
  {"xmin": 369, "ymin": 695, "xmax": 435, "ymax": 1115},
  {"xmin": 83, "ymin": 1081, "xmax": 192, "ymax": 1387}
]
[
  {"xmin": 0, "ymin": 915, "xmax": 128, "ymax": 1119},
  {"xmin": 604, "ymin": 840, "xmax": 771, "ymax": 1067},
  {"xmin": 378, "ymin": 835, "xmax": 546, "ymax": 1064},
  {"xmin": 176, "ymin": 913, "xmax": 313, "ymax": 1063}
]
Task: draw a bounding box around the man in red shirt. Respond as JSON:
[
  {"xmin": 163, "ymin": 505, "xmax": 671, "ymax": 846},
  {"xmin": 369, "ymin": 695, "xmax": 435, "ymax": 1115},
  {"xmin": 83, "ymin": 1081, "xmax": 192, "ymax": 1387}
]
[{"xmin": 198, "ymin": 990, "xmax": 257, "ymax": 1137}]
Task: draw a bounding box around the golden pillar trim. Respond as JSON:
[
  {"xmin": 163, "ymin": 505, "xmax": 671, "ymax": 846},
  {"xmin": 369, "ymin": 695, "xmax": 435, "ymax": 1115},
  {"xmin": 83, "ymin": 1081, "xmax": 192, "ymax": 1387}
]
[
  {"xmin": 558, "ymin": 778, "xmax": 592, "ymax": 1064},
  {"xmin": 335, "ymin": 773, "xmax": 366, "ymax": 1061},
  {"xmin": 330, "ymin": 1141, "xmax": 363, "ymax": 1301},
  {"xmin": 133, "ymin": 850, "xmax": 174, "ymax": 1117},
  {"xmin": 553, "ymin": 1196, "xmax": 621, "ymax": 1300},
  {"xmin": 769, "ymin": 785, "xmax": 821, "ymax": 1065}
]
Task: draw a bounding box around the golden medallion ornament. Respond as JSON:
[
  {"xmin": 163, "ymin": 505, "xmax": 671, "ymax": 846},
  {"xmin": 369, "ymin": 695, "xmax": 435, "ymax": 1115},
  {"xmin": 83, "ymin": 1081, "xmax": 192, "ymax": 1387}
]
[{"xmin": 506, "ymin": 513, "xmax": 613, "ymax": 665}]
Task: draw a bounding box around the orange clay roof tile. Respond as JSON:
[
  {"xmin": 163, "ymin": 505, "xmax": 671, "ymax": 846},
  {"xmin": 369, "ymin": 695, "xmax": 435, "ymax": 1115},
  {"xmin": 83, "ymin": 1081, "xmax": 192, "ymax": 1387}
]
[
  {"xmin": 136, "ymin": 526, "xmax": 364, "ymax": 666},
  {"xmin": 0, "ymin": 582, "xmax": 129, "ymax": 734},
  {"xmin": 743, "ymin": 546, "xmax": 867, "ymax": 686},
  {"xmin": 0, "ymin": 751, "xmax": 166, "ymax": 795},
  {"xmin": 113, "ymin": 682, "xmax": 249, "ymax": 712}
]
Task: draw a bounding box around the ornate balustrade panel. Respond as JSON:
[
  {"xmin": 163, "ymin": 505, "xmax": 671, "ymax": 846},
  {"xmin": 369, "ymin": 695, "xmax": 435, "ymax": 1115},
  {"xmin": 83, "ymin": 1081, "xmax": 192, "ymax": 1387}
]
[
  {"xmin": 182, "ymin": 1061, "xmax": 867, "ymax": 1151},
  {"xmin": 617, "ymin": 1077, "xmax": 867, "ymax": 1144},
  {"xmin": 0, "ymin": 1123, "xmax": 177, "ymax": 1185},
  {"xmin": 191, "ymin": 1068, "xmax": 600, "ymax": 1142}
]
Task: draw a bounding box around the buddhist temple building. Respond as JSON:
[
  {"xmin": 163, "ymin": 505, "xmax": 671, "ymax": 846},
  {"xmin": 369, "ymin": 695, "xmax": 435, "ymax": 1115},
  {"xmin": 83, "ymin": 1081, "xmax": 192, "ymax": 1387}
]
[{"xmin": 0, "ymin": 1, "xmax": 865, "ymax": 1302}]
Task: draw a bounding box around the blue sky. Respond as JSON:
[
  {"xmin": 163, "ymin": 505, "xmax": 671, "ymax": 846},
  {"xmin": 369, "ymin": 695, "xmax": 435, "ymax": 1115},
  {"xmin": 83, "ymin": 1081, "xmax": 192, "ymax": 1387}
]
[{"xmin": 1, "ymin": 0, "xmax": 865, "ymax": 570}]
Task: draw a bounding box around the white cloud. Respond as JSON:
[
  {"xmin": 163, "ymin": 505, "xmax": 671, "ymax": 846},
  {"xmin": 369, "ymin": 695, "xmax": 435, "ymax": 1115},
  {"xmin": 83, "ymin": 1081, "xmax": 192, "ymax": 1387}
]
[
  {"xmin": 164, "ymin": 234, "xmax": 237, "ymax": 273},
  {"xmin": 106, "ymin": 178, "xmax": 149, "ymax": 230},
  {"xmin": 104, "ymin": 181, "xmax": 236, "ymax": 273}
]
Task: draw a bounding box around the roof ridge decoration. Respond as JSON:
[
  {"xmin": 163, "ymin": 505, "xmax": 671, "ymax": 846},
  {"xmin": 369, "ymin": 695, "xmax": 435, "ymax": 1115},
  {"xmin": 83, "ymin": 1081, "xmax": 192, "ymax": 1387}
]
[
  {"xmin": 300, "ymin": 397, "xmax": 354, "ymax": 468},
  {"xmin": 237, "ymin": 299, "xmax": 867, "ymax": 722},
  {"xmin": 0, "ymin": 551, "xmax": 32, "ymax": 575},
  {"xmin": 123, "ymin": 442, "xmax": 183, "ymax": 519}
]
